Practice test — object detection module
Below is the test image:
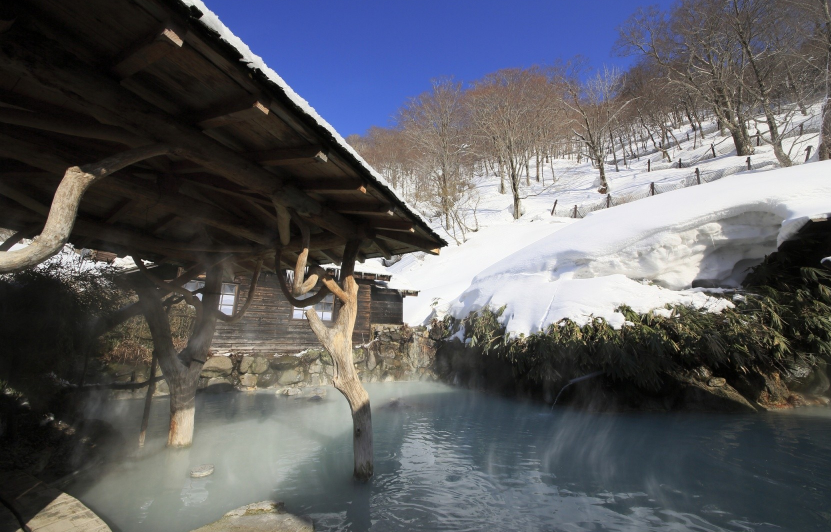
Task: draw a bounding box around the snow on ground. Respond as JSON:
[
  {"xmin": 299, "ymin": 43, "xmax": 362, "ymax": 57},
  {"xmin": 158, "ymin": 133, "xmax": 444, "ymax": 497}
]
[
  {"xmin": 388, "ymin": 107, "xmax": 827, "ymax": 335},
  {"xmin": 451, "ymin": 162, "xmax": 831, "ymax": 335}
]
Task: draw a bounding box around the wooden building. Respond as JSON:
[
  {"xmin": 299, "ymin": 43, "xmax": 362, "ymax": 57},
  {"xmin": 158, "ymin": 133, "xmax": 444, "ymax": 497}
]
[
  {"xmin": 210, "ymin": 267, "xmax": 418, "ymax": 354},
  {"xmin": 0, "ymin": 0, "xmax": 445, "ymax": 275}
]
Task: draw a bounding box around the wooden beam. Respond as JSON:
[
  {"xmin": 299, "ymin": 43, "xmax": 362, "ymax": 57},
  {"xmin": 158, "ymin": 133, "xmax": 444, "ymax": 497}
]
[
  {"xmin": 320, "ymin": 248, "xmax": 342, "ymax": 265},
  {"xmin": 149, "ymin": 213, "xmax": 177, "ymax": 235},
  {"xmin": 0, "ymin": 20, "xmax": 384, "ymax": 244},
  {"xmin": 369, "ymin": 219, "xmax": 414, "ymax": 232},
  {"xmin": 327, "ymin": 202, "xmax": 393, "ymax": 216},
  {"xmin": 376, "ymin": 230, "xmax": 441, "ymax": 255},
  {"xmin": 246, "ymin": 145, "xmax": 328, "ymax": 166},
  {"xmin": 0, "ymin": 107, "xmax": 147, "ymax": 147},
  {"xmin": 101, "ymin": 198, "xmax": 136, "ymax": 224},
  {"xmin": 111, "ymin": 23, "xmax": 185, "ymax": 80},
  {"xmin": 193, "ymin": 96, "xmax": 270, "ymax": 130},
  {"xmin": 372, "ymin": 238, "xmax": 393, "ymax": 260},
  {"xmin": 0, "ymin": 133, "xmax": 271, "ymax": 245},
  {"xmin": 302, "ymin": 180, "xmax": 367, "ymax": 194}
]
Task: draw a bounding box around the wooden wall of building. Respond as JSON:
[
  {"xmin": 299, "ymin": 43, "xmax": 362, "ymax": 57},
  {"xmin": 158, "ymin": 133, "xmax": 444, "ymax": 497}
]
[{"xmin": 211, "ymin": 272, "xmax": 402, "ymax": 354}]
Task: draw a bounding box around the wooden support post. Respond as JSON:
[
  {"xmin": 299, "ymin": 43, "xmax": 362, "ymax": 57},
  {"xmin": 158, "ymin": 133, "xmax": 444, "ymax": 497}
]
[
  {"xmin": 695, "ymin": 168, "xmax": 701, "ymax": 185},
  {"xmin": 138, "ymin": 350, "xmax": 158, "ymax": 449},
  {"xmin": 0, "ymin": 144, "xmax": 170, "ymax": 273},
  {"xmin": 112, "ymin": 23, "xmax": 185, "ymax": 79},
  {"xmin": 550, "ymin": 199, "xmax": 558, "ymax": 216}
]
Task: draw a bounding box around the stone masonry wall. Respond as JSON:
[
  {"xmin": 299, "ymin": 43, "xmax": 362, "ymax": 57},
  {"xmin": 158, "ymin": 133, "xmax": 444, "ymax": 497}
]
[{"xmin": 116, "ymin": 325, "xmax": 438, "ymax": 399}]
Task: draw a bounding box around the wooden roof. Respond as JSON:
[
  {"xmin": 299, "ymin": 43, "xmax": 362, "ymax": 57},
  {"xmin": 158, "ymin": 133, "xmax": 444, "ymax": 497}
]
[{"xmin": 0, "ymin": 0, "xmax": 445, "ymax": 273}]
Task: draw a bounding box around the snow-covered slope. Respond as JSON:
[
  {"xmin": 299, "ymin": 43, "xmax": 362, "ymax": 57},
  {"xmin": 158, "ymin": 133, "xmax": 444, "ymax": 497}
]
[
  {"xmin": 451, "ymin": 162, "xmax": 831, "ymax": 334},
  {"xmin": 387, "ymin": 111, "xmax": 827, "ymax": 334}
]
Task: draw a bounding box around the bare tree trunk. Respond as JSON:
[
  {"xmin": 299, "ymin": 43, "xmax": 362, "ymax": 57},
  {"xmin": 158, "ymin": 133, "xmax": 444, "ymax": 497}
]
[
  {"xmin": 138, "ymin": 350, "xmax": 158, "ymax": 448},
  {"xmin": 0, "ymin": 144, "xmax": 169, "ymax": 273},
  {"xmin": 302, "ymin": 241, "xmax": 374, "ymax": 480},
  {"xmin": 133, "ymin": 261, "xmax": 224, "ymax": 448},
  {"xmin": 821, "ymin": 101, "xmax": 831, "ymax": 161}
]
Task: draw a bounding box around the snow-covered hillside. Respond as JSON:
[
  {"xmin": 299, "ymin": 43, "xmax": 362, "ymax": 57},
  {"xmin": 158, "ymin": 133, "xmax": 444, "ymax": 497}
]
[{"xmin": 384, "ymin": 110, "xmax": 826, "ymax": 334}]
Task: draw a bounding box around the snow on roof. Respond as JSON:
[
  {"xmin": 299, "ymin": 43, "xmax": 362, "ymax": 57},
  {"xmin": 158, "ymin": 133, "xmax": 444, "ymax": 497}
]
[
  {"xmin": 179, "ymin": 0, "xmax": 442, "ymax": 244},
  {"xmin": 450, "ymin": 161, "xmax": 831, "ymax": 335}
]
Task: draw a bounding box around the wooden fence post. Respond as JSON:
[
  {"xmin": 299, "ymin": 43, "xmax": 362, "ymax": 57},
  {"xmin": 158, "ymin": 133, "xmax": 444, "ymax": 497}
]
[
  {"xmin": 695, "ymin": 167, "xmax": 701, "ymax": 184},
  {"xmin": 650, "ymin": 182, "xmax": 655, "ymax": 196},
  {"xmin": 572, "ymin": 205, "xmax": 578, "ymax": 218},
  {"xmin": 711, "ymin": 144, "xmax": 716, "ymax": 158},
  {"xmin": 746, "ymin": 157, "xmax": 752, "ymax": 171},
  {"xmin": 678, "ymin": 158, "xmax": 682, "ymax": 169},
  {"xmin": 800, "ymin": 123, "xmax": 804, "ymax": 136},
  {"xmin": 647, "ymin": 159, "xmax": 651, "ymax": 172},
  {"xmin": 550, "ymin": 199, "xmax": 558, "ymax": 216},
  {"xmin": 805, "ymin": 146, "xmax": 813, "ymax": 162},
  {"xmin": 606, "ymin": 194, "xmax": 611, "ymax": 208}
]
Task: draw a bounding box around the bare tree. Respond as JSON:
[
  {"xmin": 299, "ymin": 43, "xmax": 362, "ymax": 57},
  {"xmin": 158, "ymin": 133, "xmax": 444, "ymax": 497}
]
[
  {"xmin": 468, "ymin": 68, "xmax": 549, "ymax": 219},
  {"xmin": 398, "ymin": 78, "xmax": 472, "ymax": 233},
  {"xmin": 620, "ymin": 2, "xmax": 757, "ymax": 156},
  {"xmin": 562, "ymin": 65, "xmax": 632, "ymax": 193}
]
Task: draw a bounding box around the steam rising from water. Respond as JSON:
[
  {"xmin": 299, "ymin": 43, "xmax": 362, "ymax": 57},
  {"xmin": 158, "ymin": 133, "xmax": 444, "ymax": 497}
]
[{"xmin": 69, "ymin": 383, "xmax": 831, "ymax": 531}]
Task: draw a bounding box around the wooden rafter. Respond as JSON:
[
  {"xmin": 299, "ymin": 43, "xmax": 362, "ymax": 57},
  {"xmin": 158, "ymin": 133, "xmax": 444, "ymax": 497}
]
[
  {"xmin": 246, "ymin": 145, "xmax": 328, "ymax": 166},
  {"xmin": 111, "ymin": 22, "xmax": 185, "ymax": 80},
  {"xmin": 193, "ymin": 96, "xmax": 270, "ymax": 130}
]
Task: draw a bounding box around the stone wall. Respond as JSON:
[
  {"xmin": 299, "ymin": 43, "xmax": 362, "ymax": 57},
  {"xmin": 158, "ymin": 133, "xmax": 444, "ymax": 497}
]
[{"xmin": 115, "ymin": 325, "xmax": 438, "ymax": 399}]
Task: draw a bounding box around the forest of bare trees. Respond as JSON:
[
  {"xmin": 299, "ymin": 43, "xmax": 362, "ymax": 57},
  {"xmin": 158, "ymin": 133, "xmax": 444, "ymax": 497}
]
[{"xmin": 347, "ymin": 0, "xmax": 830, "ymax": 240}]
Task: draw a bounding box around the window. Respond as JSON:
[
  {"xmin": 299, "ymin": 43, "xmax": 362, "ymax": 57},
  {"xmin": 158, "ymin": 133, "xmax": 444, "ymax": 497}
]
[
  {"xmin": 182, "ymin": 280, "xmax": 238, "ymax": 316},
  {"xmin": 292, "ymin": 293, "xmax": 335, "ymax": 321},
  {"xmin": 219, "ymin": 283, "xmax": 238, "ymax": 315}
]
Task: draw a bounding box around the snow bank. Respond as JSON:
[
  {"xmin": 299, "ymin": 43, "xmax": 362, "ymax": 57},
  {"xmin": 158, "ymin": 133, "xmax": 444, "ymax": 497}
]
[{"xmin": 450, "ymin": 161, "xmax": 831, "ymax": 334}]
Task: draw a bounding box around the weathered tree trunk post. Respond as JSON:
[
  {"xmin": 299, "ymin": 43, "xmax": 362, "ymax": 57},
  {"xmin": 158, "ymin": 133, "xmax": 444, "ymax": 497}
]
[
  {"xmin": 274, "ymin": 219, "xmax": 373, "ymax": 480},
  {"xmin": 133, "ymin": 261, "xmax": 224, "ymax": 447},
  {"xmin": 138, "ymin": 350, "xmax": 158, "ymax": 448}
]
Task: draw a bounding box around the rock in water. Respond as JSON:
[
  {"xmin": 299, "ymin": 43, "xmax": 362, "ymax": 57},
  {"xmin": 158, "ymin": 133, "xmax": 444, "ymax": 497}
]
[
  {"xmin": 190, "ymin": 501, "xmax": 313, "ymax": 532},
  {"xmin": 190, "ymin": 464, "xmax": 214, "ymax": 478}
]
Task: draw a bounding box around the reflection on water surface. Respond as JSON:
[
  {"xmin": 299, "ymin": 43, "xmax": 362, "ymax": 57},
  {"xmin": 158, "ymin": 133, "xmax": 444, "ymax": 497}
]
[{"xmin": 69, "ymin": 382, "xmax": 831, "ymax": 531}]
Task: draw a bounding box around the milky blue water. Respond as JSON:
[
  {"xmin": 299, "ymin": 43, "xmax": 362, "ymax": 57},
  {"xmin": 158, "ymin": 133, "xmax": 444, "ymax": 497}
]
[{"xmin": 68, "ymin": 382, "xmax": 831, "ymax": 532}]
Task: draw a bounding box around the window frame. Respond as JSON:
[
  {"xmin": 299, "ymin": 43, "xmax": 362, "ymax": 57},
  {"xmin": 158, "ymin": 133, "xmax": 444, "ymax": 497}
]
[
  {"xmin": 182, "ymin": 279, "xmax": 239, "ymax": 316},
  {"xmin": 291, "ymin": 292, "xmax": 336, "ymax": 322}
]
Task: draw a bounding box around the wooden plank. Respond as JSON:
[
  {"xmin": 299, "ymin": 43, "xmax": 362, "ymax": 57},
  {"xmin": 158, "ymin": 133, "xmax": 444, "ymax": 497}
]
[
  {"xmin": 302, "ymin": 179, "xmax": 366, "ymax": 194},
  {"xmin": 193, "ymin": 96, "xmax": 270, "ymax": 129},
  {"xmin": 101, "ymin": 198, "xmax": 136, "ymax": 224},
  {"xmin": 327, "ymin": 202, "xmax": 393, "ymax": 216},
  {"xmin": 376, "ymin": 230, "xmax": 441, "ymax": 255},
  {"xmin": 372, "ymin": 238, "xmax": 393, "ymax": 260},
  {"xmin": 370, "ymin": 219, "xmax": 414, "ymax": 232},
  {"xmin": 246, "ymin": 145, "xmax": 328, "ymax": 166},
  {"xmin": 111, "ymin": 23, "xmax": 185, "ymax": 80}
]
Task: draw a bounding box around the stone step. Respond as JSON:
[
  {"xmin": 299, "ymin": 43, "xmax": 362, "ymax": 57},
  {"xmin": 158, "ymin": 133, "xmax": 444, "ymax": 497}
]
[{"xmin": 0, "ymin": 471, "xmax": 111, "ymax": 532}]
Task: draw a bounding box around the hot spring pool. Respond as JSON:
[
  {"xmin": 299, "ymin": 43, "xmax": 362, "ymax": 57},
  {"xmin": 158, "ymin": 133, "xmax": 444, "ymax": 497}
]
[{"xmin": 68, "ymin": 382, "xmax": 831, "ymax": 531}]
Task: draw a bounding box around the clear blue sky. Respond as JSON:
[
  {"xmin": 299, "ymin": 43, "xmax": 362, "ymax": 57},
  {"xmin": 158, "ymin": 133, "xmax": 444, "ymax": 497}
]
[{"xmin": 202, "ymin": 0, "xmax": 674, "ymax": 137}]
